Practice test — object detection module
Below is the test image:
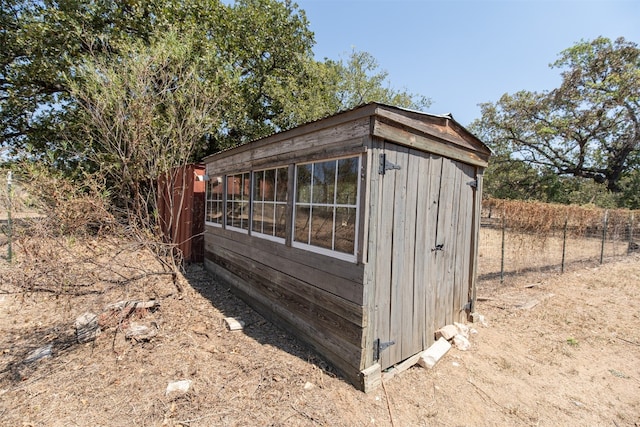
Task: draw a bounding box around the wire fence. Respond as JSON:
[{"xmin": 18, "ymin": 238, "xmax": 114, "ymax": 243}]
[{"xmin": 478, "ymin": 199, "xmax": 639, "ymax": 283}]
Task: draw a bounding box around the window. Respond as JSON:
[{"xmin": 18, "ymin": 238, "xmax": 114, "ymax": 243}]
[
  {"xmin": 225, "ymin": 172, "xmax": 251, "ymax": 232},
  {"xmin": 293, "ymin": 156, "xmax": 360, "ymax": 261},
  {"xmin": 205, "ymin": 177, "xmax": 224, "ymax": 226},
  {"xmin": 252, "ymin": 167, "xmax": 288, "ymax": 242}
]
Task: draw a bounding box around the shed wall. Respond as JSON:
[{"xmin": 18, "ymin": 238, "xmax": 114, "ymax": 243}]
[{"xmin": 203, "ymin": 119, "xmax": 373, "ymax": 385}]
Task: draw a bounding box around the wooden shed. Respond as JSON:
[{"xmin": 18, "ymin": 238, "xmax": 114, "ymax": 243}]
[{"xmin": 203, "ymin": 103, "xmax": 490, "ymax": 390}]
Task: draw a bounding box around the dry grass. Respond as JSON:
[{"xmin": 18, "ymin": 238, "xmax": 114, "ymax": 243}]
[
  {"xmin": 1, "ymin": 235, "xmax": 639, "ymax": 426},
  {"xmin": 483, "ymin": 198, "xmax": 638, "ymax": 236}
]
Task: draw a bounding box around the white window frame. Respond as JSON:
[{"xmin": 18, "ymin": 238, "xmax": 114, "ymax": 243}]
[
  {"xmin": 205, "ymin": 176, "xmax": 224, "ymax": 228},
  {"xmin": 292, "ymin": 155, "xmax": 361, "ymax": 263},
  {"xmin": 251, "ymin": 167, "xmax": 288, "ymax": 244},
  {"xmin": 225, "ymin": 171, "xmax": 251, "ymax": 234}
]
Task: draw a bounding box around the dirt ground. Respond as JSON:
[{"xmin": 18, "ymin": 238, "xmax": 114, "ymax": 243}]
[{"xmin": 0, "ymin": 238, "xmax": 639, "ymax": 426}]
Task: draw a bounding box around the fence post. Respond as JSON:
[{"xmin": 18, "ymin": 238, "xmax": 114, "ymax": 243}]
[
  {"xmin": 600, "ymin": 210, "xmax": 608, "ymax": 264},
  {"xmin": 500, "ymin": 213, "xmax": 506, "ymax": 283},
  {"xmin": 561, "ymin": 216, "xmax": 568, "ymax": 274},
  {"xmin": 6, "ymin": 171, "xmax": 12, "ymax": 263},
  {"xmin": 629, "ymin": 212, "xmax": 635, "ymax": 256}
]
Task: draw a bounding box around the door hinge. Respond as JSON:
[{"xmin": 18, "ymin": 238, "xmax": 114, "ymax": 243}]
[
  {"xmin": 467, "ymin": 179, "xmax": 477, "ymax": 188},
  {"xmin": 373, "ymin": 338, "xmax": 396, "ymax": 361},
  {"xmin": 379, "ymin": 153, "xmax": 401, "ymax": 175}
]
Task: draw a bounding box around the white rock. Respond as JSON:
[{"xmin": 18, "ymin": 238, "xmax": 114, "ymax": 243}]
[
  {"xmin": 453, "ymin": 322, "xmax": 470, "ymax": 338},
  {"xmin": 25, "ymin": 343, "xmax": 53, "ymax": 363},
  {"xmin": 417, "ymin": 337, "xmax": 451, "ymax": 369},
  {"xmin": 166, "ymin": 380, "xmax": 192, "ymax": 395},
  {"xmin": 75, "ymin": 312, "xmax": 100, "ymax": 343},
  {"xmin": 435, "ymin": 325, "xmax": 458, "ymax": 341},
  {"xmin": 303, "ymin": 381, "xmax": 315, "ymax": 390},
  {"xmin": 125, "ymin": 322, "xmax": 157, "ymax": 341},
  {"xmin": 453, "ymin": 334, "xmax": 471, "ymax": 351},
  {"xmin": 224, "ymin": 317, "xmax": 245, "ymax": 331}
]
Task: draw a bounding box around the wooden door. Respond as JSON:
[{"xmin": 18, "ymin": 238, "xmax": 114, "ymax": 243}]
[{"xmin": 374, "ymin": 143, "xmax": 476, "ymax": 370}]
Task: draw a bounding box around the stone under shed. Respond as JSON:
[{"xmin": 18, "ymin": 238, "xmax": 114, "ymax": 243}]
[{"xmin": 202, "ymin": 103, "xmax": 490, "ymax": 391}]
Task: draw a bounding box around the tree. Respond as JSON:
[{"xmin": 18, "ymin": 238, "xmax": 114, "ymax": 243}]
[
  {"xmin": 205, "ymin": 0, "xmax": 325, "ymax": 149},
  {"xmin": 330, "ymin": 49, "xmax": 431, "ymax": 112},
  {"xmin": 66, "ymin": 30, "xmax": 229, "ymax": 227},
  {"xmin": 1, "ymin": 0, "xmax": 179, "ymax": 157},
  {"xmin": 476, "ymin": 37, "xmax": 640, "ymax": 196},
  {"xmin": 1, "ymin": 0, "xmax": 318, "ymax": 157}
]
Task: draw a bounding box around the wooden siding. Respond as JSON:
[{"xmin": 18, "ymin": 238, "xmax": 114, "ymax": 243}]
[
  {"xmin": 206, "ymin": 119, "xmax": 371, "ymax": 174},
  {"xmin": 204, "ymin": 225, "xmax": 367, "ymax": 381},
  {"xmin": 374, "ymin": 107, "xmax": 488, "ymax": 157},
  {"xmin": 373, "ymin": 119, "xmax": 489, "ymax": 168}
]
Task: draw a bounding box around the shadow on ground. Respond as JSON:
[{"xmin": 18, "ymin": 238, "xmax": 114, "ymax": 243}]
[{"xmin": 181, "ymin": 263, "xmax": 340, "ymax": 379}]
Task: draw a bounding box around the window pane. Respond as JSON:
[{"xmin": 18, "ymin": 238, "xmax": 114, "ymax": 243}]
[
  {"xmin": 310, "ymin": 206, "xmax": 334, "ymax": 250},
  {"xmin": 253, "ymin": 171, "xmax": 265, "ymax": 202},
  {"xmin": 226, "ymin": 173, "xmax": 250, "ymax": 230},
  {"xmin": 252, "ymin": 201, "xmax": 264, "ymax": 234},
  {"xmin": 312, "ymin": 160, "xmax": 336, "ymax": 204},
  {"xmin": 206, "ymin": 179, "xmax": 224, "ymax": 224},
  {"xmin": 294, "ymin": 205, "xmax": 311, "ymax": 244},
  {"xmin": 336, "ymin": 157, "xmax": 358, "ymax": 205},
  {"xmin": 335, "ymin": 207, "xmax": 356, "ymax": 254},
  {"xmin": 275, "ymin": 204, "xmax": 287, "ymax": 239},
  {"xmin": 275, "ymin": 167, "xmax": 288, "ymax": 203},
  {"xmin": 251, "ymin": 167, "xmax": 288, "ymax": 240},
  {"xmin": 296, "ymin": 164, "xmax": 312, "ymax": 203},
  {"xmin": 262, "ymin": 169, "xmax": 276, "ymax": 201}
]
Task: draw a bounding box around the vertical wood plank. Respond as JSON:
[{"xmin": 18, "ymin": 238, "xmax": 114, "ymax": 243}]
[
  {"xmin": 411, "ymin": 151, "xmax": 430, "ymax": 352},
  {"xmin": 388, "ymin": 145, "xmax": 410, "ymax": 364},
  {"xmin": 453, "ymin": 162, "xmax": 475, "ymax": 322},
  {"xmin": 468, "ymin": 170, "xmax": 484, "ymax": 315},
  {"xmin": 434, "ymin": 158, "xmax": 461, "ymax": 327},
  {"xmin": 400, "ymin": 148, "xmax": 419, "ymax": 360},
  {"xmin": 424, "ymin": 156, "xmax": 443, "ymax": 347},
  {"xmin": 374, "ymin": 143, "xmax": 397, "ymax": 370},
  {"xmin": 362, "ymin": 140, "xmax": 381, "ymax": 369}
]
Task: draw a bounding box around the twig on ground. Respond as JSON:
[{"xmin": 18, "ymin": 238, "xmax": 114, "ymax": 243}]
[
  {"xmin": 615, "ymin": 336, "xmax": 640, "ymax": 346},
  {"xmin": 290, "ymin": 403, "xmax": 321, "ymax": 425},
  {"xmin": 381, "ymin": 379, "xmax": 396, "ymax": 427}
]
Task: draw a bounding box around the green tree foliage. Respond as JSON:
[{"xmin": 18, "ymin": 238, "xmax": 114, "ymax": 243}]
[
  {"xmin": 328, "ymin": 50, "xmax": 431, "ymax": 112},
  {"xmin": 0, "ymin": 0, "xmax": 429, "ymax": 207},
  {"xmin": 209, "ymin": 0, "xmax": 320, "ymax": 148},
  {"xmin": 0, "ymin": 0, "xmax": 317, "ymax": 156},
  {"xmin": 475, "ymin": 37, "xmax": 640, "ymax": 206},
  {"xmin": 1, "ymin": 0, "xmax": 178, "ymax": 156}
]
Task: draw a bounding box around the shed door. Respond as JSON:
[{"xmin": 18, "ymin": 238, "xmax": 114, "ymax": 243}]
[{"xmin": 374, "ymin": 143, "xmax": 476, "ymax": 370}]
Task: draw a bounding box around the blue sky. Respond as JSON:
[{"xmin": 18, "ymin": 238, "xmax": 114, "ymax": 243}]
[{"xmin": 294, "ymin": 0, "xmax": 640, "ymax": 126}]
